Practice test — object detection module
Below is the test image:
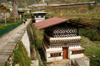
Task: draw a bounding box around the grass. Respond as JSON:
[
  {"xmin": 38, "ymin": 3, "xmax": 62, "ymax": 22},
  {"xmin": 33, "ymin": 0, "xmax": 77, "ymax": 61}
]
[
  {"xmin": 35, "ymin": 5, "xmax": 100, "ymax": 24},
  {"xmin": 81, "ymin": 36, "xmax": 100, "ymax": 66},
  {"xmin": 6, "ymin": 62, "xmax": 10, "ymax": 66},
  {"xmin": 13, "ymin": 41, "xmax": 31, "ymax": 66},
  {"xmin": 32, "ymin": 25, "xmax": 43, "ymax": 49},
  {"xmin": 79, "ymin": 28, "xmax": 100, "ymax": 41}
]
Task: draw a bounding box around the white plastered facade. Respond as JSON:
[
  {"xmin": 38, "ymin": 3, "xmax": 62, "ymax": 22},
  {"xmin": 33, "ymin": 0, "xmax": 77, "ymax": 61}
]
[
  {"xmin": 42, "ymin": 43, "xmax": 84, "ymax": 62},
  {"xmin": 35, "ymin": 16, "xmax": 45, "ymax": 22}
]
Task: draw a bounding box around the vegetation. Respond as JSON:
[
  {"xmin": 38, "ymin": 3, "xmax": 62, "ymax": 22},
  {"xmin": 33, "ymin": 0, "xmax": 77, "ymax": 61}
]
[
  {"xmin": 17, "ymin": 0, "xmax": 100, "ymax": 7},
  {"xmin": 27, "ymin": 21, "xmax": 37, "ymax": 59},
  {"xmin": 0, "ymin": 4, "xmax": 10, "ymax": 12},
  {"xmin": 81, "ymin": 36, "xmax": 100, "ymax": 66},
  {"xmin": 13, "ymin": 41, "xmax": 31, "ymax": 66},
  {"xmin": 6, "ymin": 62, "xmax": 10, "ymax": 66},
  {"xmin": 0, "ymin": 20, "xmax": 23, "ymax": 30},
  {"xmin": 79, "ymin": 27, "xmax": 100, "ymax": 41},
  {"xmin": 32, "ymin": 25, "xmax": 43, "ymax": 49},
  {"xmin": 43, "ymin": 5, "xmax": 100, "ymax": 23},
  {"xmin": 18, "ymin": 0, "xmax": 40, "ymax": 7}
]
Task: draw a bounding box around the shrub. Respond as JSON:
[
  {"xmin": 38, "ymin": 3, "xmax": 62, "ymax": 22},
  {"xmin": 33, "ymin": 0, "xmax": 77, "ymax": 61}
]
[
  {"xmin": 32, "ymin": 25, "xmax": 43, "ymax": 49},
  {"xmin": 0, "ymin": 20, "xmax": 23, "ymax": 30},
  {"xmin": 79, "ymin": 28, "xmax": 100, "ymax": 41},
  {"xmin": 13, "ymin": 41, "xmax": 31, "ymax": 66},
  {"xmin": 24, "ymin": 18, "xmax": 27, "ymax": 21}
]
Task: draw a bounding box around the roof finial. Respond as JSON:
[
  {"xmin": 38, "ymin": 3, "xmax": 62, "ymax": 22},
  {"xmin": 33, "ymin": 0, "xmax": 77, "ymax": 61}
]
[{"xmin": 60, "ymin": 10, "xmax": 62, "ymax": 16}]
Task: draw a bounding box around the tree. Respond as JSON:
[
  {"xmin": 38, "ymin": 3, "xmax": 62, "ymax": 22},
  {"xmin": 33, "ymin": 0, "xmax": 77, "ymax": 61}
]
[{"xmin": 12, "ymin": 0, "xmax": 18, "ymax": 18}]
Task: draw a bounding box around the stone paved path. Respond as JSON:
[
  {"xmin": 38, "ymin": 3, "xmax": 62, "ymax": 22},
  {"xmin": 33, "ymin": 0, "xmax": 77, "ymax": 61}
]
[
  {"xmin": 46, "ymin": 59, "xmax": 71, "ymax": 66},
  {"xmin": 0, "ymin": 19, "xmax": 31, "ymax": 50}
]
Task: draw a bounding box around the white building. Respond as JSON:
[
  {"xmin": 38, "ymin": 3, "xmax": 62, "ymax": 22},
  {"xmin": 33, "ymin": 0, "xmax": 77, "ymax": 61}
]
[
  {"xmin": 31, "ymin": 11, "xmax": 47, "ymax": 23},
  {"xmin": 34, "ymin": 17, "xmax": 89, "ymax": 62}
]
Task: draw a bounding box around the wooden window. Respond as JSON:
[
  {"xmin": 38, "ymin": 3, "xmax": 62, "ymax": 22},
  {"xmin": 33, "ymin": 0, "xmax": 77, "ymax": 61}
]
[
  {"xmin": 72, "ymin": 50, "xmax": 84, "ymax": 54},
  {"xmin": 41, "ymin": 15, "xmax": 44, "ymax": 18},
  {"xmin": 36, "ymin": 15, "xmax": 38, "ymax": 18},
  {"xmin": 51, "ymin": 53, "xmax": 61, "ymax": 57}
]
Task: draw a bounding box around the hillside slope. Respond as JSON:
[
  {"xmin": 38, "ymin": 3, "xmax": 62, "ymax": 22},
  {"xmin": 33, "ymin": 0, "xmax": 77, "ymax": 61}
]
[
  {"xmin": 17, "ymin": 0, "xmax": 100, "ymax": 7},
  {"xmin": 0, "ymin": 4, "xmax": 10, "ymax": 12}
]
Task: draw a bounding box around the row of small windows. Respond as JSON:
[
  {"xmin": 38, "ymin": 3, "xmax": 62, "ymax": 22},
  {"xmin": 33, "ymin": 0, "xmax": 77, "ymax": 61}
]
[{"xmin": 50, "ymin": 50, "xmax": 84, "ymax": 57}]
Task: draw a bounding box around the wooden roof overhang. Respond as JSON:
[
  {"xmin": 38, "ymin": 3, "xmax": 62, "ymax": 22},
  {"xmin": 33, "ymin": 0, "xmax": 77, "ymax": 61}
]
[
  {"xmin": 34, "ymin": 17, "xmax": 91, "ymax": 30},
  {"xmin": 68, "ymin": 19, "xmax": 92, "ymax": 28},
  {"xmin": 31, "ymin": 11, "xmax": 47, "ymax": 15},
  {"xmin": 18, "ymin": 10, "xmax": 25, "ymax": 13}
]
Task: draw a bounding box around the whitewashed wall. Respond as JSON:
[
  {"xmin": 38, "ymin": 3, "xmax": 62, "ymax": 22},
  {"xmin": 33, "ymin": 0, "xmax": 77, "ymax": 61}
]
[
  {"xmin": 45, "ymin": 47, "xmax": 63, "ymax": 62},
  {"xmin": 68, "ymin": 46, "xmax": 84, "ymax": 59},
  {"xmin": 46, "ymin": 53, "xmax": 63, "ymax": 62},
  {"xmin": 21, "ymin": 31, "xmax": 30, "ymax": 57},
  {"xmin": 35, "ymin": 16, "xmax": 45, "ymax": 22},
  {"xmin": 46, "ymin": 47, "xmax": 62, "ymax": 52}
]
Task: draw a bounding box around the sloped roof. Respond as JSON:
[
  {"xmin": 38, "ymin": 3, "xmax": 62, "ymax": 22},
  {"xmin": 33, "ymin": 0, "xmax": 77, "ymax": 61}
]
[
  {"xmin": 31, "ymin": 11, "xmax": 47, "ymax": 14},
  {"xmin": 34, "ymin": 17, "xmax": 69, "ymax": 29}
]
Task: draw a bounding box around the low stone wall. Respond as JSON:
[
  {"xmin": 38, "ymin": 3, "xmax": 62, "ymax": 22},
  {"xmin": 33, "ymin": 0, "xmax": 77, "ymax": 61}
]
[
  {"xmin": 0, "ymin": 19, "xmax": 31, "ymax": 66},
  {"xmin": 21, "ymin": 31, "xmax": 30, "ymax": 57}
]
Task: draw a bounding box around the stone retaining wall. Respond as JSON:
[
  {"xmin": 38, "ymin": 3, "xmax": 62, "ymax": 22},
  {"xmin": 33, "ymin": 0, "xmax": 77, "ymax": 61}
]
[{"xmin": 0, "ymin": 19, "xmax": 31, "ymax": 66}]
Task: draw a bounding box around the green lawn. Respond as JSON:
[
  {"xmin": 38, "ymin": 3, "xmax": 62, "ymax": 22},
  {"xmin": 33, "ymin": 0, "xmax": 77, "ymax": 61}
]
[{"xmin": 81, "ymin": 36, "xmax": 100, "ymax": 66}]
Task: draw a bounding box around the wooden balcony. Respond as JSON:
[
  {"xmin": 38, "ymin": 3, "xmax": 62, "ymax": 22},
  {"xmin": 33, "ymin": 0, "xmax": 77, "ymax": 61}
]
[
  {"xmin": 43, "ymin": 39, "xmax": 80, "ymax": 47},
  {"xmin": 44, "ymin": 33, "xmax": 81, "ymax": 44}
]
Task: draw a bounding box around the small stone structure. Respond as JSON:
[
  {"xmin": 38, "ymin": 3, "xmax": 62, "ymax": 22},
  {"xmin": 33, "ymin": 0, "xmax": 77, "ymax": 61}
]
[
  {"xmin": 18, "ymin": 10, "xmax": 25, "ymax": 19},
  {"xmin": 31, "ymin": 11, "xmax": 47, "ymax": 23}
]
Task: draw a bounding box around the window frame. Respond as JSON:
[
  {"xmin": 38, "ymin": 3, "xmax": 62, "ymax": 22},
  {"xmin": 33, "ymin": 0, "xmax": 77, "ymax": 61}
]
[
  {"xmin": 50, "ymin": 52, "xmax": 61, "ymax": 57},
  {"xmin": 72, "ymin": 50, "xmax": 84, "ymax": 55}
]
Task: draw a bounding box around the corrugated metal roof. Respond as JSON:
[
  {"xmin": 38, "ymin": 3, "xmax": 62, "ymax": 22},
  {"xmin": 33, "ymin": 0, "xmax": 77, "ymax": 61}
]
[{"xmin": 34, "ymin": 17, "xmax": 69, "ymax": 29}]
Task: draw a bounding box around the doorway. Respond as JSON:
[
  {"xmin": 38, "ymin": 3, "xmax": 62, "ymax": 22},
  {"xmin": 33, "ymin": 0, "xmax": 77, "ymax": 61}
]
[{"xmin": 63, "ymin": 47, "xmax": 68, "ymax": 59}]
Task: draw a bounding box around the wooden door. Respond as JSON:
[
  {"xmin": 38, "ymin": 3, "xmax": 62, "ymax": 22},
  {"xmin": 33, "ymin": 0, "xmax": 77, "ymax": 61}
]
[{"xmin": 63, "ymin": 47, "xmax": 68, "ymax": 59}]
